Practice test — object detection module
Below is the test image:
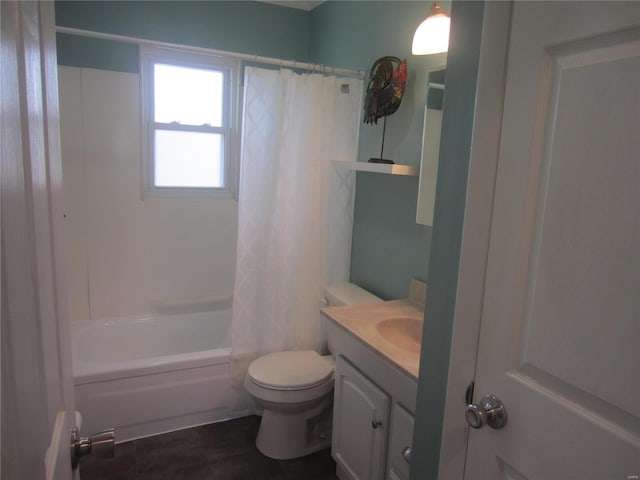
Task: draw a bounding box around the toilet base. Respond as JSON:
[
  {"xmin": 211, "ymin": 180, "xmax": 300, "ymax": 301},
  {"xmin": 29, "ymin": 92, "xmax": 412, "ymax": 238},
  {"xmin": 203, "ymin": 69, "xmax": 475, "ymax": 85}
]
[{"xmin": 256, "ymin": 397, "xmax": 333, "ymax": 460}]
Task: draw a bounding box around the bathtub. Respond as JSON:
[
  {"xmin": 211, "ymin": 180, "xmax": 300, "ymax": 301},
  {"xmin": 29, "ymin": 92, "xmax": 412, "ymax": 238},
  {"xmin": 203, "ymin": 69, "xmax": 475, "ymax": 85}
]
[{"xmin": 71, "ymin": 309, "xmax": 235, "ymax": 442}]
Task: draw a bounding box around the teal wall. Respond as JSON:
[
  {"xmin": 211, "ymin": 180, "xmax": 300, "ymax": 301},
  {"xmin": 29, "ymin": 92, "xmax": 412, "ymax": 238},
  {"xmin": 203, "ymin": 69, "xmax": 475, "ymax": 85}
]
[
  {"xmin": 411, "ymin": 2, "xmax": 485, "ymax": 479},
  {"xmin": 55, "ymin": 1, "xmax": 309, "ymax": 72},
  {"xmin": 309, "ymin": 1, "xmax": 447, "ymax": 167},
  {"xmin": 56, "ymin": 33, "xmax": 139, "ymax": 73},
  {"xmin": 309, "ymin": 1, "xmax": 448, "ymax": 299},
  {"xmin": 348, "ymin": 173, "xmax": 431, "ymax": 300}
]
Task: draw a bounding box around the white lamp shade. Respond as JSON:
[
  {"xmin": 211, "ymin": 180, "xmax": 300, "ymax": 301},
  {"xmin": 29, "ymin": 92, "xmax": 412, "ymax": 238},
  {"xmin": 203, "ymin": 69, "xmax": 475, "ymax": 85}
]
[{"xmin": 412, "ymin": 11, "xmax": 450, "ymax": 55}]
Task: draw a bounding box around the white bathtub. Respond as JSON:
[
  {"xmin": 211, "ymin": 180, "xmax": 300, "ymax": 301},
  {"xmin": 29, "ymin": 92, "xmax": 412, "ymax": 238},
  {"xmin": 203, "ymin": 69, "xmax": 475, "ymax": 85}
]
[{"xmin": 71, "ymin": 309, "xmax": 235, "ymax": 442}]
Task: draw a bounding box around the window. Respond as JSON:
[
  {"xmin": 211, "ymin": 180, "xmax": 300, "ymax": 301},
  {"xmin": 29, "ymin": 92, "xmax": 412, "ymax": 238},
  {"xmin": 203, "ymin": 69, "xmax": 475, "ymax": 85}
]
[{"xmin": 141, "ymin": 46, "xmax": 239, "ymax": 197}]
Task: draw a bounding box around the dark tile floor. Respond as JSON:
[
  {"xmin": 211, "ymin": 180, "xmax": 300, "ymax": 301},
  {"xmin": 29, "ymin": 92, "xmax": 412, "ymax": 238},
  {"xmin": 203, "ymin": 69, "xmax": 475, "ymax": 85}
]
[{"xmin": 79, "ymin": 415, "xmax": 339, "ymax": 480}]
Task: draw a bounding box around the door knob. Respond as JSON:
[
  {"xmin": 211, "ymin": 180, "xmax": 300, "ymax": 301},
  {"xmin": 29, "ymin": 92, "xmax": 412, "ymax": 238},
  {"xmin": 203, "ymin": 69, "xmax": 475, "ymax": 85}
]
[
  {"xmin": 465, "ymin": 394, "xmax": 507, "ymax": 429},
  {"xmin": 70, "ymin": 427, "xmax": 115, "ymax": 469}
]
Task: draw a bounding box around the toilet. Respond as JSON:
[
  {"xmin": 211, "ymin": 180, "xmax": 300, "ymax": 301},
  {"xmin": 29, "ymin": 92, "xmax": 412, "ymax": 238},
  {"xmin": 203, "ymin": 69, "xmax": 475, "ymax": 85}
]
[{"xmin": 244, "ymin": 283, "xmax": 381, "ymax": 460}]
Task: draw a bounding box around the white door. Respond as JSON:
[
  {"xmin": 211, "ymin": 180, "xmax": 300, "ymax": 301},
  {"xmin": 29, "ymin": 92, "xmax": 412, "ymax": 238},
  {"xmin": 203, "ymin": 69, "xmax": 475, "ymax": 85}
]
[
  {"xmin": 463, "ymin": 2, "xmax": 640, "ymax": 479},
  {"xmin": 1, "ymin": 1, "xmax": 76, "ymax": 479}
]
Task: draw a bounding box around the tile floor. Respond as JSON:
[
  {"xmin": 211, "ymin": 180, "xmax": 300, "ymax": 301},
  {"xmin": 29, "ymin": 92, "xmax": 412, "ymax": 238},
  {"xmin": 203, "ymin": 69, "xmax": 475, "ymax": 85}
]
[{"xmin": 79, "ymin": 415, "xmax": 339, "ymax": 480}]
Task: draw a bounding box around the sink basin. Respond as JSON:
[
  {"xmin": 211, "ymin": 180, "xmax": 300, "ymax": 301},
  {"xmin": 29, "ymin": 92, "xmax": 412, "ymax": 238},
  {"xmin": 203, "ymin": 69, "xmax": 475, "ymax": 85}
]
[{"xmin": 376, "ymin": 317, "xmax": 423, "ymax": 355}]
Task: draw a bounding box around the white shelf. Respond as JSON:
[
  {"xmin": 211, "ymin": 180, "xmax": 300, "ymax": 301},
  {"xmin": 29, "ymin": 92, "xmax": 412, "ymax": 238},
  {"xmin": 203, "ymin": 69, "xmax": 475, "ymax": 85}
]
[{"xmin": 332, "ymin": 161, "xmax": 419, "ymax": 176}]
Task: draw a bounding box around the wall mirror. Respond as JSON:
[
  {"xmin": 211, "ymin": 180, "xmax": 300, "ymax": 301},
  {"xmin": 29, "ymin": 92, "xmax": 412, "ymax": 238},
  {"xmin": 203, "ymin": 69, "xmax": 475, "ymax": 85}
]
[{"xmin": 416, "ymin": 66, "xmax": 446, "ymax": 226}]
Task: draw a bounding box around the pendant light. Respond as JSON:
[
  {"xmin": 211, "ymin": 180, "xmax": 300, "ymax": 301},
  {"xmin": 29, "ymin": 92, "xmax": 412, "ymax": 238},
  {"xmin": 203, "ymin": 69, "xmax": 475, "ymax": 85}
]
[{"xmin": 412, "ymin": 0, "xmax": 450, "ymax": 55}]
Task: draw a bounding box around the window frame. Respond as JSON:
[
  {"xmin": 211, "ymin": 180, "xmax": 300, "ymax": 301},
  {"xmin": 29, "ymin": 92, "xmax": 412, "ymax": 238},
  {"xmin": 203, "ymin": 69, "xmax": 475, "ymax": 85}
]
[{"xmin": 141, "ymin": 45, "xmax": 240, "ymax": 198}]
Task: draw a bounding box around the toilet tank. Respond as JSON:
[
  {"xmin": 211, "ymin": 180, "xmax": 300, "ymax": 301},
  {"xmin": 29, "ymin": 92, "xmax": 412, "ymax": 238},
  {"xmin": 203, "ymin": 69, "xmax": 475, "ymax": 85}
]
[{"xmin": 323, "ymin": 283, "xmax": 382, "ymax": 307}]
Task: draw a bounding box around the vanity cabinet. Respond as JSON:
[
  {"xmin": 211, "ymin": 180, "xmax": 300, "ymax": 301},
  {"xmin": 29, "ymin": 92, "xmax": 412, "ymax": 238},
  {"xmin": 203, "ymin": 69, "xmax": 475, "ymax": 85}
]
[
  {"xmin": 332, "ymin": 355, "xmax": 390, "ymax": 480},
  {"xmin": 323, "ymin": 301, "xmax": 421, "ymax": 480},
  {"xmin": 332, "ymin": 355, "xmax": 415, "ymax": 480}
]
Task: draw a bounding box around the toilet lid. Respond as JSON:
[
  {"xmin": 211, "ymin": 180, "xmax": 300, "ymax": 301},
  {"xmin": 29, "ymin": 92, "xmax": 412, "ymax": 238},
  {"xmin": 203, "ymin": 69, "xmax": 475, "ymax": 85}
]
[{"xmin": 248, "ymin": 350, "xmax": 334, "ymax": 390}]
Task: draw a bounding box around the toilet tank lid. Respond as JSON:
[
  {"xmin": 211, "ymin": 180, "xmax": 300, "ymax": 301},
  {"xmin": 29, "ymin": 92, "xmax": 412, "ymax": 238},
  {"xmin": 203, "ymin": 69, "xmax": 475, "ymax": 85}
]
[
  {"xmin": 248, "ymin": 350, "xmax": 334, "ymax": 390},
  {"xmin": 324, "ymin": 283, "xmax": 382, "ymax": 306}
]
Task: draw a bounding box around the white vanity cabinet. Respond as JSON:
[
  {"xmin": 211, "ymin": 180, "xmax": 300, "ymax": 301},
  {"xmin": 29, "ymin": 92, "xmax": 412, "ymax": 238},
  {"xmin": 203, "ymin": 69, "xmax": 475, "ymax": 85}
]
[
  {"xmin": 322, "ymin": 301, "xmax": 422, "ymax": 480},
  {"xmin": 332, "ymin": 355, "xmax": 390, "ymax": 480}
]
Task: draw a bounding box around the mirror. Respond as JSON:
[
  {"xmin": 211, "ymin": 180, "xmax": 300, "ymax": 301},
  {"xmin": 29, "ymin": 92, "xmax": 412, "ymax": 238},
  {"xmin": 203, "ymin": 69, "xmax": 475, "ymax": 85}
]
[{"xmin": 416, "ymin": 67, "xmax": 445, "ymax": 226}]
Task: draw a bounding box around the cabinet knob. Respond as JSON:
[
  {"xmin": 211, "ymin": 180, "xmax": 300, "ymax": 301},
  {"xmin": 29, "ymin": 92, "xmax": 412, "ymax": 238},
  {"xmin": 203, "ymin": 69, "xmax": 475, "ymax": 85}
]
[
  {"xmin": 371, "ymin": 420, "xmax": 382, "ymax": 429},
  {"xmin": 402, "ymin": 446, "xmax": 412, "ymax": 464}
]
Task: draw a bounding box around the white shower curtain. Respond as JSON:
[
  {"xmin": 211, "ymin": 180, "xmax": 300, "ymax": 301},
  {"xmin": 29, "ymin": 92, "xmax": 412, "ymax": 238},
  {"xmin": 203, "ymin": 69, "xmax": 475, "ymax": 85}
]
[{"xmin": 229, "ymin": 67, "xmax": 363, "ymax": 414}]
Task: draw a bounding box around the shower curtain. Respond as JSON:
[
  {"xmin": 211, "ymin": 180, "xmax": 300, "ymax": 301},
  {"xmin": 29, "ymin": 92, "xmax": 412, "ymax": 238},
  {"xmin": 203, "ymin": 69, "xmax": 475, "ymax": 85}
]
[{"xmin": 229, "ymin": 67, "xmax": 363, "ymax": 414}]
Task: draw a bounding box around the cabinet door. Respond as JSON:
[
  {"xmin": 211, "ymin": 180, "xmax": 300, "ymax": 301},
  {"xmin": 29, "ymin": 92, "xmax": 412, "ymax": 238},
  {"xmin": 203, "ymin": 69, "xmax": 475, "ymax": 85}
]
[
  {"xmin": 332, "ymin": 355, "xmax": 390, "ymax": 480},
  {"xmin": 386, "ymin": 403, "xmax": 414, "ymax": 480}
]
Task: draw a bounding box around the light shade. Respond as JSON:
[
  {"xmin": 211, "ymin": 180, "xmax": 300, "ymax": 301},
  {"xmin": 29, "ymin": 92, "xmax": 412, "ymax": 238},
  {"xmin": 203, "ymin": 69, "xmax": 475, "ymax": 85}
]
[{"xmin": 412, "ymin": 1, "xmax": 450, "ymax": 55}]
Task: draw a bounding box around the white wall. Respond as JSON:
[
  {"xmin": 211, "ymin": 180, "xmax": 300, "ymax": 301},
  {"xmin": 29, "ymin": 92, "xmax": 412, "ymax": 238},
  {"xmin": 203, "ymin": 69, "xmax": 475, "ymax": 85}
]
[{"xmin": 58, "ymin": 66, "xmax": 237, "ymax": 321}]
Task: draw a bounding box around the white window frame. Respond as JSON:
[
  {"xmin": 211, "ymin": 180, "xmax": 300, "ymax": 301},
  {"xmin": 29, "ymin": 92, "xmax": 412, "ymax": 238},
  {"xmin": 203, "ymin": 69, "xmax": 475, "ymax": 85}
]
[{"xmin": 141, "ymin": 45, "xmax": 240, "ymax": 198}]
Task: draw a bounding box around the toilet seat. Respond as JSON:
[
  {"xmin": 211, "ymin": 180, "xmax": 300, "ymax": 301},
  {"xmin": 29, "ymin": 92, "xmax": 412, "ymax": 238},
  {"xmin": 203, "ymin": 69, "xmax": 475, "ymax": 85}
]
[{"xmin": 247, "ymin": 350, "xmax": 334, "ymax": 391}]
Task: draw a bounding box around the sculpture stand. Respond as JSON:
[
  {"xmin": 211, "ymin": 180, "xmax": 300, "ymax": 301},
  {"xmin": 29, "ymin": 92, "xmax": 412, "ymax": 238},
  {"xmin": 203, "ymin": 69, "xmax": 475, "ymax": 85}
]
[{"xmin": 368, "ymin": 116, "xmax": 395, "ymax": 164}]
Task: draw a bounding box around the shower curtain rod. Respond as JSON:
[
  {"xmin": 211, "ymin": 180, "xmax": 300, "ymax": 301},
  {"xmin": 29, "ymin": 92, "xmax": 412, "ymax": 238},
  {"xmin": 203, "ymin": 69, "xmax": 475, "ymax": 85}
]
[{"xmin": 56, "ymin": 26, "xmax": 366, "ymax": 79}]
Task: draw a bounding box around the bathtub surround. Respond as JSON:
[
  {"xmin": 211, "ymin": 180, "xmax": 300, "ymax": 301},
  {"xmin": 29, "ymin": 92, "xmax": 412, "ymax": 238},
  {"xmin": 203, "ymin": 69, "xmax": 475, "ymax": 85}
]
[
  {"xmin": 231, "ymin": 67, "xmax": 363, "ymax": 414},
  {"xmin": 58, "ymin": 66, "xmax": 237, "ymax": 321}
]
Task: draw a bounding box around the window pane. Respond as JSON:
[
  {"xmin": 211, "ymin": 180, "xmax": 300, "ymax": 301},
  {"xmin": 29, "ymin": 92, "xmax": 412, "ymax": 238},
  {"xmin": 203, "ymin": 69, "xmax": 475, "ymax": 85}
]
[
  {"xmin": 154, "ymin": 63, "xmax": 223, "ymax": 127},
  {"xmin": 154, "ymin": 130, "xmax": 224, "ymax": 188}
]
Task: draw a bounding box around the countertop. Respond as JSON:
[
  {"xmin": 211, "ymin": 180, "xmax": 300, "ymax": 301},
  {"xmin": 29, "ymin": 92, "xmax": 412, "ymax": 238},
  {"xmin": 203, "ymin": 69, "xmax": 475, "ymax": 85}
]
[{"xmin": 322, "ymin": 299, "xmax": 424, "ymax": 379}]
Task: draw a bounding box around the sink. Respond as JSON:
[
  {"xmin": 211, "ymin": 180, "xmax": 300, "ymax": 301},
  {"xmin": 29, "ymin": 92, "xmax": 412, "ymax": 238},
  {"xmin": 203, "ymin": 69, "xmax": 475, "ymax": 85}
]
[
  {"xmin": 376, "ymin": 317, "xmax": 423, "ymax": 355},
  {"xmin": 323, "ymin": 299, "xmax": 424, "ymax": 378}
]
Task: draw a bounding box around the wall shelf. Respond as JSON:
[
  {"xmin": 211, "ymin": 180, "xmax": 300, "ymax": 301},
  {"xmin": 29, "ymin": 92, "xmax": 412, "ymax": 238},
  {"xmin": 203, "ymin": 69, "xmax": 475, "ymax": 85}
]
[{"xmin": 333, "ymin": 161, "xmax": 419, "ymax": 176}]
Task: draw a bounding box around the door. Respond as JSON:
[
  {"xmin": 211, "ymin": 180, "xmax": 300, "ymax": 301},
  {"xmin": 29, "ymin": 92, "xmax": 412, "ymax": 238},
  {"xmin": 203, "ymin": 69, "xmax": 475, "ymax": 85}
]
[
  {"xmin": 1, "ymin": 1, "xmax": 76, "ymax": 479},
  {"xmin": 332, "ymin": 355, "xmax": 390, "ymax": 480},
  {"xmin": 464, "ymin": 2, "xmax": 640, "ymax": 479},
  {"xmin": 386, "ymin": 403, "xmax": 414, "ymax": 480}
]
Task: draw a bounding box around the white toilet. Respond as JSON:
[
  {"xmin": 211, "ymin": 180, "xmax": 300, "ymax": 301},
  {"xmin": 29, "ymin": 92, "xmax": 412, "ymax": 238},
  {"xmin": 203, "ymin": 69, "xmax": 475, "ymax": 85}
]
[{"xmin": 244, "ymin": 283, "xmax": 381, "ymax": 460}]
